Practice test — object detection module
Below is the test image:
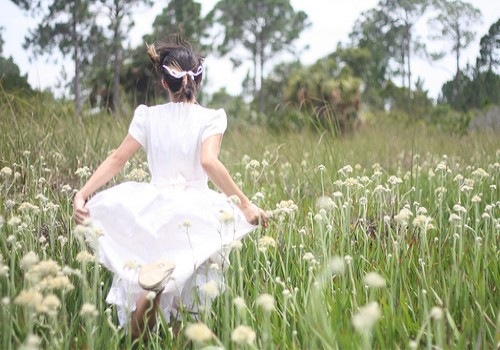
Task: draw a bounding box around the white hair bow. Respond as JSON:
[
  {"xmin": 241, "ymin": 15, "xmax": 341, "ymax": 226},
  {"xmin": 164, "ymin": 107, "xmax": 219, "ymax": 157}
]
[{"xmin": 162, "ymin": 65, "xmax": 203, "ymax": 80}]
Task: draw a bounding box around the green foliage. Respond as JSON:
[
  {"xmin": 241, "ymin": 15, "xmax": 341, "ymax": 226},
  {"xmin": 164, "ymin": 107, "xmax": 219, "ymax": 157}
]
[
  {"xmin": 440, "ymin": 67, "xmax": 500, "ymax": 112},
  {"xmin": 1, "ymin": 98, "xmax": 499, "ymax": 349},
  {"xmin": 279, "ymin": 51, "xmax": 362, "ymax": 133},
  {"xmin": 206, "ymin": 88, "xmax": 252, "ymax": 125},
  {"xmin": 0, "ymin": 27, "xmax": 32, "ymax": 94},
  {"xmin": 120, "ymin": 0, "xmax": 209, "ymax": 108},
  {"xmin": 209, "ymin": 0, "xmax": 309, "ymax": 112},
  {"xmin": 89, "ymin": 0, "xmax": 152, "ymax": 113},
  {"xmin": 378, "ymin": 0, "xmax": 430, "ymax": 90},
  {"xmin": 382, "ymin": 80, "xmax": 434, "ymax": 119},
  {"xmin": 349, "ymin": 8, "xmax": 399, "ymax": 108},
  {"xmin": 0, "ymin": 57, "xmax": 32, "ymax": 94},
  {"xmin": 144, "ymin": 0, "xmax": 209, "ymax": 49},
  {"xmin": 477, "ymin": 18, "xmax": 499, "ymax": 71},
  {"xmin": 428, "ymin": 0, "xmax": 482, "ymax": 97},
  {"xmin": 13, "ymin": 0, "xmax": 100, "ymax": 117},
  {"xmin": 427, "ymin": 104, "xmax": 472, "ymax": 134}
]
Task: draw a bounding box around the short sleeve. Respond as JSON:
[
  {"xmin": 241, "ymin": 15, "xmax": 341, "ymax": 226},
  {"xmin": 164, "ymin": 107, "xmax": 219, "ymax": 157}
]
[
  {"xmin": 201, "ymin": 109, "xmax": 228, "ymax": 141},
  {"xmin": 128, "ymin": 104, "xmax": 148, "ymax": 148}
]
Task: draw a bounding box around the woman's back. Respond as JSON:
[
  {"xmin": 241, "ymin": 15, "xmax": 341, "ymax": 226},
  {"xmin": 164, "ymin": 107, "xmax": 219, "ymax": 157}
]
[{"xmin": 129, "ymin": 102, "xmax": 227, "ymax": 186}]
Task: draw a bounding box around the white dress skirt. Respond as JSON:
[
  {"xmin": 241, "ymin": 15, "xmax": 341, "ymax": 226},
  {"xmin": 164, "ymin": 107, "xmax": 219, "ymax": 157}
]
[{"xmin": 85, "ymin": 102, "xmax": 256, "ymax": 325}]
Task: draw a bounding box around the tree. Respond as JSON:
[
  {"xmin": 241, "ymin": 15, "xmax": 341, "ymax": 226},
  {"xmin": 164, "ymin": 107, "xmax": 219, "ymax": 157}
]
[
  {"xmin": 349, "ymin": 8, "xmax": 401, "ymax": 108},
  {"xmin": 120, "ymin": 0, "xmax": 210, "ymax": 107},
  {"xmin": 440, "ymin": 20, "xmax": 500, "ymax": 111},
  {"xmin": 380, "ymin": 0, "xmax": 429, "ymax": 92},
  {"xmin": 428, "ymin": 0, "xmax": 482, "ymax": 100},
  {"xmin": 477, "ymin": 18, "xmax": 499, "ymax": 72},
  {"xmin": 209, "ymin": 0, "xmax": 309, "ymax": 113},
  {"xmin": 0, "ymin": 27, "xmax": 32, "ymax": 93},
  {"xmin": 144, "ymin": 0, "xmax": 209, "ymax": 49},
  {"xmin": 349, "ymin": 0, "xmax": 429, "ymax": 104},
  {"xmin": 11, "ymin": 0, "xmax": 99, "ymax": 117},
  {"xmin": 282, "ymin": 51, "xmax": 363, "ymax": 133},
  {"xmin": 96, "ymin": 0, "xmax": 152, "ymax": 114},
  {"xmin": 0, "ymin": 27, "xmax": 4, "ymax": 53}
]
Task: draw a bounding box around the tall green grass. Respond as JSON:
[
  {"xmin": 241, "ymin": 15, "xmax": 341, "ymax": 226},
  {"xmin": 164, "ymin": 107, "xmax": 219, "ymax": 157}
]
[{"xmin": 1, "ymin": 93, "xmax": 499, "ymax": 349}]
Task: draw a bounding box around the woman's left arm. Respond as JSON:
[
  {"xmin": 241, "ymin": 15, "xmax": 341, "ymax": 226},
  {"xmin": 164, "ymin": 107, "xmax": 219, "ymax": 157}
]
[{"xmin": 73, "ymin": 134, "xmax": 142, "ymax": 224}]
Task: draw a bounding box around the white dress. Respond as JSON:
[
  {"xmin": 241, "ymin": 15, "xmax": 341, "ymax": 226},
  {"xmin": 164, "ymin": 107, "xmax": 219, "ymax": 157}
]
[{"xmin": 86, "ymin": 102, "xmax": 256, "ymax": 325}]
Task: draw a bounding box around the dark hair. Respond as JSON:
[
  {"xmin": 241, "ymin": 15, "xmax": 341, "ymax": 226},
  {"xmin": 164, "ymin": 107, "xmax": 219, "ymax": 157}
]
[{"xmin": 147, "ymin": 35, "xmax": 204, "ymax": 103}]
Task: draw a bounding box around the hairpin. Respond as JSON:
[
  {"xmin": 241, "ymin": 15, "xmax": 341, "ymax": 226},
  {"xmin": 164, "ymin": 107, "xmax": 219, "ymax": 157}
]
[{"xmin": 162, "ymin": 65, "xmax": 203, "ymax": 80}]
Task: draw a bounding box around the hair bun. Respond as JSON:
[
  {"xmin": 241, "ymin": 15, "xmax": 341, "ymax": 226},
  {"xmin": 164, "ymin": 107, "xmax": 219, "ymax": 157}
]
[{"xmin": 146, "ymin": 43, "xmax": 162, "ymax": 72}]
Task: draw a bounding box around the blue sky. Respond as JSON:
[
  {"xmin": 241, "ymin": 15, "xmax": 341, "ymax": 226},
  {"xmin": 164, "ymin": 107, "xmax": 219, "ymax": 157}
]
[{"xmin": 1, "ymin": 0, "xmax": 498, "ymax": 99}]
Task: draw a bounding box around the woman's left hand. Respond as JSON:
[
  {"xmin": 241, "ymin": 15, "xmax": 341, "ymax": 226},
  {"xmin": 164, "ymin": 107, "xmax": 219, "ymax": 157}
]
[{"xmin": 241, "ymin": 204, "xmax": 268, "ymax": 228}]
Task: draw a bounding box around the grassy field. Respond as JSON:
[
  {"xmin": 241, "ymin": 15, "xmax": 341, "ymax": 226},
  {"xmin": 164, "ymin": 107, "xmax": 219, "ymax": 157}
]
[{"xmin": 0, "ymin": 94, "xmax": 499, "ymax": 349}]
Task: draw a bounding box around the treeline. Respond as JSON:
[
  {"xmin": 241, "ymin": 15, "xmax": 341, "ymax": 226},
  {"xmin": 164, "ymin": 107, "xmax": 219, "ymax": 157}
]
[{"xmin": 1, "ymin": 0, "xmax": 499, "ymax": 133}]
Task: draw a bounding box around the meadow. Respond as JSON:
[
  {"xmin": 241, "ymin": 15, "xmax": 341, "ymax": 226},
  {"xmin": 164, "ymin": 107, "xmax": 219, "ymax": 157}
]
[{"xmin": 0, "ymin": 94, "xmax": 499, "ymax": 349}]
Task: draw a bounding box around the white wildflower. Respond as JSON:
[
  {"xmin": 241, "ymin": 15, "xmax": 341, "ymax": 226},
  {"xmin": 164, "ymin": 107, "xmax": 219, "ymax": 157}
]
[
  {"xmin": 394, "ymin": 208, "xmax": 413, "ymax": 225},
  {"xmin": 471, "ymin": 168, "xmax": 489, "ymax": 178},
  {"xmin": 146, "ymin": 291, "xmax": 157, "ymax": 301},
  {"xmin": 449, "ymin": 213, "xmax": 461, "ymax": 223},
  {"xmin": 256, "ymin": 293, "xmax": 275, "ymax": 312},
  {"xmin": 245, "ymin": 159, "xmax": 260, "ymax": 170},
  {"xmin": 333, "ymin": 191, "xmax": 343, "ymax": 199},
  {"xmin": 233, "ymin": 296, "xmax": 246, "ymax": 310},
  {"xmin": 7, "ymin": 216, "xmax": 21, "ymax": 226},
  {"xmin": 181, "ymin": 219, "xmax": 192, "ymax": 228},
  {"xmin": 123, "ymin": 260, "xmax": 139, "ymax": 270},
  {"xmin": 0, "ymin": 167, "xmax": 13, "ymax": 177},
  {"xmin": 201, "ymin": 281, "xmax": 219, "ymax": 298},
  {"xmin": 20, "ymin": 251, "xmax": 39, "ymax": 271},
  {"xmin": 302, "ymin": 252, "xmax": 315, "ymax": 262},
  {"xmin": 258, "ymin": 236, "xmax": 276, "ymax": 252},
  {"xmin": 228, "ymin": 194, "xmax": 241, "ymax": 205},
  {"xmin": 430, "ymin": 306, "xmax": 443, "ymax": 320},
  {"xmin": 229, "ymin": 240, "xmax": 243, "ymax": 250},
  {"xmin": 363, "ymin": 272, "xmax": 386, "ymax": 288},
  {"xmin": 352, "ymin": 302, "xmax": 381, "ymax": 333},
  {"xmin": 80, "ymin": 303, "xmax": 98, "ymax": 318},
  {"xmin": 219, "ymin": 210, "xmax": 234, "ymax": 223},
  {"xmin": 76, "ymin": 251, "xmax": 95, "ymax": 263},
  {"xmin": 15, "ymin": 289, "xmax": 43, "ymax": 309},
  {"xmin": 453, "ymin": 204, "xmax": 466, "ymax": 213},
  {"xmin": 387, "ymin": 176, "xmax": 403, "ymax": 186},
  {"xmin": 75, "ymin": 166, "xmax": 91, "ymax": 178},
  {"xmin": 316, "ymin": 196, "xmax": 336, "ymax": 210},
  {"xmin": 37, "ymin": 294, "xmax": 61, "ymax": 316},
  {"xmin": 231, "ymin": 325, "xmax": 256, "ymax": 345},
  {"xmin": 19, "ymin": 334, "xmax": 41, "ymax": 350},
  {"xmin": 471, "ymin": 195, "xmax": 481, "ymax": 203},
  {"xmin": 328, "ymin": 256, "xmax": 345, "ymax": 275},
  {"xmin": 185, "ymin": 322, "xmax": 213, "ymax": 343}
]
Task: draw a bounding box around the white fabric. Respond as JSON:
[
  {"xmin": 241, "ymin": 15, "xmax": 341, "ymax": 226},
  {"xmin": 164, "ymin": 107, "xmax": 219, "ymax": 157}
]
[
  {"xmin": 163, "ymin": 64, "xmax": 203, "ymax": 80},
  {"xmin": 86, "ymin": 102, "xmax": 255, "ymax": 325}
]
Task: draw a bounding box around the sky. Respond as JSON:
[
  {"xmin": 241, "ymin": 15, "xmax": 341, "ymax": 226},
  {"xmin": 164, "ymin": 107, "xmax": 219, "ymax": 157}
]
[{"xmin": 0, "ymin": 0, "xmax": 499, "ymax": 100}]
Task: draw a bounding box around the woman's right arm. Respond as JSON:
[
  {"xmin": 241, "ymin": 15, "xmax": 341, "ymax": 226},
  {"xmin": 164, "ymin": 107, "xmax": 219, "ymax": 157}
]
[
  {"xmin": 73, "ymin": 134, "xmax": 142, "ymax": 224},
  {"xmin": 201, "ymin": 134, "xmax": 268, "ymax": 227}
]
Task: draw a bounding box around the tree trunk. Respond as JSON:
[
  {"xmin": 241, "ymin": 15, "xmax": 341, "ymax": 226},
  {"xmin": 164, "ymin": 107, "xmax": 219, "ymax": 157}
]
[
  {"xmin": 455, "ymin": 31, "xmax": 462, "ymax": 101},
  {"xmin": 252, "ymin": 45, "xmax": 258, "ymax": 100},
  {"xmin": 407, "ymin": 30, "xmax": 411, "ymax": 93},
  {"xmin": 259, "ymin": 51, "xmax": 265, "ymax": 114},
  {"xmin": 112, "ymin": 1, "xmax": 122, "ymax": 115},
  {"xmin": 113, "ymin": 45, "xmax": 121, "ymax": 114},
  {"xmin": 72, "ymin": 8, "xmax": 82, "ymax": 118}
]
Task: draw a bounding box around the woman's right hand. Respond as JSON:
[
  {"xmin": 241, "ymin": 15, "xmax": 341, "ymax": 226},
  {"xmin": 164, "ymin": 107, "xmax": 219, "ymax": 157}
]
[
  {"xmin": 241, "ymin": 204, "xmax": 268, "ymax": 228},
  {"xmin": 73, "ymin": 192, "xmax": 90, "ymax": 225}
]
